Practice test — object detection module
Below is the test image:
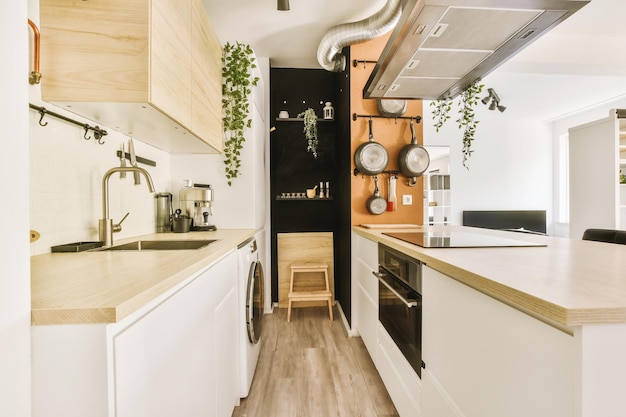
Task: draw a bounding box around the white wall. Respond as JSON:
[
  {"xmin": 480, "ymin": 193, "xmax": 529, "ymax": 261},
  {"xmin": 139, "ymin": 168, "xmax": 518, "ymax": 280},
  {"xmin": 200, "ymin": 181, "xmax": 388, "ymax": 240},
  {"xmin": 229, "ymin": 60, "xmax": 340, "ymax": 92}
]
[
  {"xmin": 424, "ymin": 100, "xmax": 553, "ymax": 232},
  {"xmin": 0, "ymin": 2, "xmax": 32, "ymax": 416},
  {"xmin": 28, "ymin": 109, "xmax": 172, "ymax": 254},
  {"xmin": 27, "ymin": 5, "xmax": 172, "ymax": 256},
  {"xmin": 170, "ymin": 58, "xmax": 269, "ymax": 231}
]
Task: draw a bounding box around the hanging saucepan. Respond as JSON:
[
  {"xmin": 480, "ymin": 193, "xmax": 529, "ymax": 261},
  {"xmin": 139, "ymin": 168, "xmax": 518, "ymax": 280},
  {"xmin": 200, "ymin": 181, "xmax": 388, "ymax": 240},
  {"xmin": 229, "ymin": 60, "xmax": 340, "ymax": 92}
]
[
  {"xmin": 366, "ymin": 176, "xmax": 387, "ymax": 215},
  {"xmin": 354, "ymin": 118, "xmax": 389, "ymax": 176},
  {"xmin": 398, "ymin": 118, "xmax": 430, "ymax": 186}
]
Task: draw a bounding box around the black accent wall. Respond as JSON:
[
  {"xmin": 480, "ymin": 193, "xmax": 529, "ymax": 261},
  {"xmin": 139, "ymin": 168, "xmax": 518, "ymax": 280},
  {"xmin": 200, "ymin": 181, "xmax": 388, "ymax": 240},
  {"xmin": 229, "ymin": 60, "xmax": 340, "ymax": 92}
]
[{"xmin": 270, "ymin": 65, "xmax": 352, "ymax": 323}]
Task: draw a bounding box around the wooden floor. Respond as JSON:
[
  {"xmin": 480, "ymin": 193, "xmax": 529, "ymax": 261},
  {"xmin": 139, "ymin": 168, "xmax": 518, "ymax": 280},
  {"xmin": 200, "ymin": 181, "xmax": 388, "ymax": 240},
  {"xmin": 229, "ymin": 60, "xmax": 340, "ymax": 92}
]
[{"xmin": 232, "ymin": 306, "xmax": 399, "ymax": 417}]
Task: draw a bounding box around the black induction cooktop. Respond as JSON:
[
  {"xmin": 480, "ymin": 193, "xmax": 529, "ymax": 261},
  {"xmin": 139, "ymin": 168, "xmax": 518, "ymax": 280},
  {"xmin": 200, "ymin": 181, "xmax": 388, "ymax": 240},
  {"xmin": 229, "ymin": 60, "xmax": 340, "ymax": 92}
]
[{"xmin": 383, "ymin": 231, "xmax": 547, "ymax": 248}]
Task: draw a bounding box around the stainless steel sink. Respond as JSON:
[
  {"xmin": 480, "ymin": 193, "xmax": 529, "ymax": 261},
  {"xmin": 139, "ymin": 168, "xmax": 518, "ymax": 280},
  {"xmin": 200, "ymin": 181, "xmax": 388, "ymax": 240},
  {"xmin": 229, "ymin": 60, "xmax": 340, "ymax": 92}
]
[{"xmin": 95, "ymin": 239, "xmax": 219, "ymax": 251}]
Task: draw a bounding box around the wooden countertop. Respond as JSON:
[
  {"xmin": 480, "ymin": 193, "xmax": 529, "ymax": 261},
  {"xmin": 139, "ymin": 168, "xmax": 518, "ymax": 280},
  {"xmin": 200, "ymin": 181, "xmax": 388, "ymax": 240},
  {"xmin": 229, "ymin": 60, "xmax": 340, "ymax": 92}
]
[
  {"xmin": 31, "ymin": 229, "xmax": 256, "ymax": 325},
  {"xmin": 354, "ymin": 225, "xmax": 626, "ymax": 327}
]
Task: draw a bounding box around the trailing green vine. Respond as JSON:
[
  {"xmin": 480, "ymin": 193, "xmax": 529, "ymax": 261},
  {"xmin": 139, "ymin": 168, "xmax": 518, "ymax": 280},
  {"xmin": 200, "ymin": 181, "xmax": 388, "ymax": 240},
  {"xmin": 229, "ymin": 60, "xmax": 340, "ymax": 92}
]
[
  {"xmin": 456, "ymin": 81, "xmax": 484, "ymax": 169},
  {"xmin": 297, "ymin": 108, "xmax": 319, "ymax": 158},
  {"xmin": 222, "ymin": 42, "xmax": 259, "ymax": 186},
  {"xmin": 429, "ymin": 80, "xmax": 484, "ymax": 169},
  {"xmin": 431, "ymin": 98, "xmax": 452, "ymax": 133}
]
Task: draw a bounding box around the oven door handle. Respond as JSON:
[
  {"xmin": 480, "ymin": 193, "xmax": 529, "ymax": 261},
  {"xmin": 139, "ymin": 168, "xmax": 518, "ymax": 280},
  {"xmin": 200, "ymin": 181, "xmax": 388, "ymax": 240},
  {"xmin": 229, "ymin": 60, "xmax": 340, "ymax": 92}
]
[{"xmin": 373, "ymin": 271, "xmax": 418, "ymax": 308}]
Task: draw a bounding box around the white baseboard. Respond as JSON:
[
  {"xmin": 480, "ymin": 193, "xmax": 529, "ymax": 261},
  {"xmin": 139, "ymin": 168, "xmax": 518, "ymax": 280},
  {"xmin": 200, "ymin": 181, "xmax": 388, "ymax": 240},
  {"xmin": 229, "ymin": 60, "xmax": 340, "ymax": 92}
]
[{"xmin": 335, "ymin": 301, "xmax": 358, "ymax": 337}]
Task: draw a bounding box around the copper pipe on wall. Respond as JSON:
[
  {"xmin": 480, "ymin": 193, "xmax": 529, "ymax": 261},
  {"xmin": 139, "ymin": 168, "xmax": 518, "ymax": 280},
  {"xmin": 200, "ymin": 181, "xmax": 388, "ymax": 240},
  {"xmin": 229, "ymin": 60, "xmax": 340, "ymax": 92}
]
[{"xmin": 27, "ymin": 19, "xmax": 42, "ymax": 84}]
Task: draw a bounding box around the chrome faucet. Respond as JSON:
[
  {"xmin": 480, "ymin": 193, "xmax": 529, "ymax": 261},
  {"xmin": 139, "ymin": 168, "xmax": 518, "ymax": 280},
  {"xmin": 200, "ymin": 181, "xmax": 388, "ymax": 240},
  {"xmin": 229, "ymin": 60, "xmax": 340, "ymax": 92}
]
[{"xmin": 99, "ymin": 166, "xmax": 155, "ymax": 247}]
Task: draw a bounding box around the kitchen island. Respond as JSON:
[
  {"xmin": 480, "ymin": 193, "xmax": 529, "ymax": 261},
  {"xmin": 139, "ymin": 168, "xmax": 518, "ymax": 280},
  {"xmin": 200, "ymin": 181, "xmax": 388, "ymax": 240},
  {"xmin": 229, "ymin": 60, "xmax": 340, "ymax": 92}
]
[
  {"xmin": 353, "ymin": 225, "xmax": 626, "ymax": 417},
  {"xmin": 31, "ymin": 229, "xmax": 256, "ymax": 417}
]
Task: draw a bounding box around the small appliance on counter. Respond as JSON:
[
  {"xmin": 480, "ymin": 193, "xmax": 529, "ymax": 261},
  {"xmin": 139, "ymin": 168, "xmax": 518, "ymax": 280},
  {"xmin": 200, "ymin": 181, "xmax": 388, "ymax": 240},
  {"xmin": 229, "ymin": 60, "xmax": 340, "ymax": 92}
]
[
  {"xmin": 155, "ymin": 192, "xmax": 173, "ymax": 233},
  {"xmin": 172, "ymin": 209, "xmax": 192, "ymax": 233},
  {"xmin": 179, "ymin": 180, "xmax": 216, "ymax": 231}
]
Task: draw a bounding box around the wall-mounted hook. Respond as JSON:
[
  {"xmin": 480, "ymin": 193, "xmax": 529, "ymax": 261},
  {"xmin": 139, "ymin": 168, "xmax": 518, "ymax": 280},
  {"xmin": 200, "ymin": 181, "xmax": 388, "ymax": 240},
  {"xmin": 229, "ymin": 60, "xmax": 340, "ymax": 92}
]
[
  {"xmin": 353, "ymin": 113, "xmax": 422, "ymax": 123},
  {"xmin": 353, "ymin": 59, "xmax": 377, "ymax": 69},
  {"xmin": 29, "ymin": 103, "xmax": 108, "ymax": 145},
  {"xmin": 93, "ymin": 128, "xmax": 106, "ymax": 145},
  {"xmin": 37, "ymin": 109, "xmax": 48, "ymax": 126}
]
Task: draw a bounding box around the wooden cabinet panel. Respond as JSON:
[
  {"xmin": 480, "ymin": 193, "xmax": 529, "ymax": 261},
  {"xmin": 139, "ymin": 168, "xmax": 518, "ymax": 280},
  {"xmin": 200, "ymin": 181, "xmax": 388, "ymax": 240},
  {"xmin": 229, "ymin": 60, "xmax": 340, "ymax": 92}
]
[
  {"xmin": 191, "ymin": 0, "xmax": 223, "ymax": 151},
  {"xmin": 40, "ymin": 0, "xmax": 149, "ymax": 102},
  {"xmin": 150, "ymin": 0, "xmax": 192, "ymax": 127},
  {"xmin": 40, "ymin": 0, "xmax": 221, "ymax": 153},
  {"xmin": 277, "ymin": 232, "xmax": 335, "ymax": 308}
]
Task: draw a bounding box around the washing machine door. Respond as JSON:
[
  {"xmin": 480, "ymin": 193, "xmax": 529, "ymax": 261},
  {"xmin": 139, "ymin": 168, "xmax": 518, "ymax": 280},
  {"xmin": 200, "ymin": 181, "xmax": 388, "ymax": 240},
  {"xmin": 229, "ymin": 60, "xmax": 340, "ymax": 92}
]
[{"xmin": 246, "ymin": 260, "xmax": 264, "ymax": 344}]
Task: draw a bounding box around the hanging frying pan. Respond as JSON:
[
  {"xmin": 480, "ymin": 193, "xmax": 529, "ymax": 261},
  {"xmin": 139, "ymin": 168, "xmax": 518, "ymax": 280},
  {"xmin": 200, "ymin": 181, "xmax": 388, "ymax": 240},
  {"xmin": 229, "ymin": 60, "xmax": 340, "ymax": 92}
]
[
  {"xmin": 354, "ymin": 118, "xmax": 388, "ymax": 176},
  {"xmin": 366, "ymin": 176, "xmax": 387, "ymax": 215},
  {"xmin": 398, "ymin": 118, "xmax": 430, "ymax": 185},
  {"xmin": 377, "ymin": 99, "xmax": 407, "ymax": 118}
]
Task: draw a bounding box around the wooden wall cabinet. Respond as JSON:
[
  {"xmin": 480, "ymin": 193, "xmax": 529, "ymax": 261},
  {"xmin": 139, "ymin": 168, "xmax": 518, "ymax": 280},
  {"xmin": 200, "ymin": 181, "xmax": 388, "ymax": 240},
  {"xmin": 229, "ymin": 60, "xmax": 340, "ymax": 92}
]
[{"xmin": 40, "ymin": 0, "xmax": 222, "ymax": 153}]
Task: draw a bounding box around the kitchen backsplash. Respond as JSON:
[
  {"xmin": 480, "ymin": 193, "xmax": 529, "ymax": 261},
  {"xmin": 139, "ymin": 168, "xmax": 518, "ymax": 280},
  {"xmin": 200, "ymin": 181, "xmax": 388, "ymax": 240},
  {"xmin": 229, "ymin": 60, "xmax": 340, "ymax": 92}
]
[{"xmin": 29, "ymin": 100, "xmax": 172, "ymax": 256}]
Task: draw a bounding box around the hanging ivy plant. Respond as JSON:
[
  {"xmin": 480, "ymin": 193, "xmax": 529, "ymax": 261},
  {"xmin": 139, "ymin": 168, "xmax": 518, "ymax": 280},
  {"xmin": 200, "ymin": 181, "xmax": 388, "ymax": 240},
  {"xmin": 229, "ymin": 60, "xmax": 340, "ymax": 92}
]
[
  {"xmin": 431, "ymin": 98, "xmax": 452, "ymax": 133},
  {"xmin": 222, "ymin": 41, "xmax": 259, "ymax": 186},
  {"xmin": 456, "ymin": 81, "xmax": 484, "ymax": 169},
  {"xmin": 297, "ymin": 108, "xmax": 319, "ymax": 158},
  {"xmin": 429, "ymin": 80, "xmax": 484, "ymax": 169}
]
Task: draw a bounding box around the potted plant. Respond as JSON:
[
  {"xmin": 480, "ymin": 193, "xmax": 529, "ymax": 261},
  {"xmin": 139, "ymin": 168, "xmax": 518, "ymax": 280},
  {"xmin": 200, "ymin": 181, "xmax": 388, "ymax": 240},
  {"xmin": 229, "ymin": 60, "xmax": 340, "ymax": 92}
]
[
  {"xmin": 222, "ymin": 42, "xmax": 259, "ymax": 186},
  {"xmin": 297, "ymin": 107, "xmax": 319, "ymax": 158}
]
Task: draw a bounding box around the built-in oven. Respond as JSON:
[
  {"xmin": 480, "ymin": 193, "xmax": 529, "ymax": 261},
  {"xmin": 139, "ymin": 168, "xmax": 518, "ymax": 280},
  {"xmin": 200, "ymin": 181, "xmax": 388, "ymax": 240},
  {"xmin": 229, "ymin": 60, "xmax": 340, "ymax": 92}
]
[{"xmin": 375, "ymin": 243, "xmax": 422, "ymax": 377}]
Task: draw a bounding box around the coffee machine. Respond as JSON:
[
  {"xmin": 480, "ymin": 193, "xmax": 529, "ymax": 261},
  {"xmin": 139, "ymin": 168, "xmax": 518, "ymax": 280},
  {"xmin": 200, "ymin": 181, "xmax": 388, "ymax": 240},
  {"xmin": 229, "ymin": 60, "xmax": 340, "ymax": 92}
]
[{"xmin": 179, "ymin": 181, "xmax": 216, "ymax": 231}]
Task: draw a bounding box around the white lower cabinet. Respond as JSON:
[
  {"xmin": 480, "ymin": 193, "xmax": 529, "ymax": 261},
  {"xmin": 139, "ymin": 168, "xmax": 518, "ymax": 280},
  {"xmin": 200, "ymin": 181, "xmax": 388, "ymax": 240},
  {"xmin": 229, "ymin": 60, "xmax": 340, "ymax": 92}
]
[
  {"xmin": 377, "ymin": 324, "xmax": 422, "ymax": 417},
  {"xmin": 214, "ymin": 284, "xmax": 239, "ymax": 417},
  {"xmin": 32, "ymin": 250, "xmax": 239, "ymax": 417},
  {"xmin": 352, "ymin": 233, "xmax": 379, "ymax": 360},
  {"xmin": 422, "ymin": 266, "xmax": 575, "ymax": 417},
  {"xmin": 352, "ymin": 233, "xmax": 421, "ymax": 417},
  {"xmin": 352, "ymin": 234, "xmax": 578, "ymax": 417},
  {"xmin": 421, "ymin": 369, "xmax": 463, "ymax": 417}
]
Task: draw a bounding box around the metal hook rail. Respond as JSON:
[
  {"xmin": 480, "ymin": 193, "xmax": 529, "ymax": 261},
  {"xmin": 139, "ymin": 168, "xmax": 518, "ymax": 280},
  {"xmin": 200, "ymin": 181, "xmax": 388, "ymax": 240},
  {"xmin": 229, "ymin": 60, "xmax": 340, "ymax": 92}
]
[
  {"xmin": 352, "ymin": 113, "xmax": 422, "ymax": 123},
  {"xmin": 29, "ymin": 103, "xmax": 108, "ymax": 144},
  {"xmin": 352, "ymin": 59, "xmax": 377, "ymax": 68}
]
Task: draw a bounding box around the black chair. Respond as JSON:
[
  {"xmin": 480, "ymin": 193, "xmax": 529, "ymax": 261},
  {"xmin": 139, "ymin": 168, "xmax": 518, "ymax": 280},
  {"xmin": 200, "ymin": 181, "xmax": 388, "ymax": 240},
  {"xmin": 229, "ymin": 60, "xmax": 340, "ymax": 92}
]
[{"xmin": 582, "ymin": 228, "xmax": 626, "ymax": 245}]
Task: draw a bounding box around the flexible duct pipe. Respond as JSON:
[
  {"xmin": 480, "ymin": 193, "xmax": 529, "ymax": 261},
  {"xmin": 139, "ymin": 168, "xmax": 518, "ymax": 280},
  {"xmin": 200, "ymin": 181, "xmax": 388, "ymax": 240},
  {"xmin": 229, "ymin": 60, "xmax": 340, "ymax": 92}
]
[{"xmin": 317, "ymin": 0, "xmax": 402, "ymax": 72}]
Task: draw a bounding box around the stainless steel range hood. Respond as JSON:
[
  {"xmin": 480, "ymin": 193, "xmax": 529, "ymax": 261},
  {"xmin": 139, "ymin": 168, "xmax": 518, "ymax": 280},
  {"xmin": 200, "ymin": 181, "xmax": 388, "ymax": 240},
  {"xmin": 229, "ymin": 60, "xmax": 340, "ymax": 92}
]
[{"xmin": 363, "ymin": 0, "xmax": 590, "ymax": 100}]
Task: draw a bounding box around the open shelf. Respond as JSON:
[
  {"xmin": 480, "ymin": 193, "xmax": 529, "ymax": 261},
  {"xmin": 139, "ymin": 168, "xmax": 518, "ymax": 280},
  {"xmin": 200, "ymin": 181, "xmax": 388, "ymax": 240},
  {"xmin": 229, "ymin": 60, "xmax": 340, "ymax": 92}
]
[
  {"xmin": 276, "ymin": 196, "xmax": 334, "ymax": 201},
  {"xmin": 275, "ymin": 118, "xmax": 334, "ymax": 122}
]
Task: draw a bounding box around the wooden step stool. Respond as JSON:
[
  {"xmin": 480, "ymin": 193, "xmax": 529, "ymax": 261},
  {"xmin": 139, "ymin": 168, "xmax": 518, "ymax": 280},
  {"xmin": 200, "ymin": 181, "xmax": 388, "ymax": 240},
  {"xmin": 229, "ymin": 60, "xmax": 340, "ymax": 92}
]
[{"xmin": 287, "ymin": 262, "xmax": 333, "ymax": 322}]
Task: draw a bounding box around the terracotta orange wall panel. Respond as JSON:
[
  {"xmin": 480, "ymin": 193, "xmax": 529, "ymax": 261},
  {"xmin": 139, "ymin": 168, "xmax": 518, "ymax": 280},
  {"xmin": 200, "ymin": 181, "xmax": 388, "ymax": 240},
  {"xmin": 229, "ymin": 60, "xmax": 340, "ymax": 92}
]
[{"xmin": 350, "ymin": 36, "xmax": 424, "ymax": 226}]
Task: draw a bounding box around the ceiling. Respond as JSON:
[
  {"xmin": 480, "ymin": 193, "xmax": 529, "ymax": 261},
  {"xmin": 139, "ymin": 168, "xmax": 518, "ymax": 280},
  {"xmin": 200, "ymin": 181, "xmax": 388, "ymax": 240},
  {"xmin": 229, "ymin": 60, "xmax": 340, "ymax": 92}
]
[{"xmin": 202, "ymin": 0, "xmax": 626, "ymax": 121}]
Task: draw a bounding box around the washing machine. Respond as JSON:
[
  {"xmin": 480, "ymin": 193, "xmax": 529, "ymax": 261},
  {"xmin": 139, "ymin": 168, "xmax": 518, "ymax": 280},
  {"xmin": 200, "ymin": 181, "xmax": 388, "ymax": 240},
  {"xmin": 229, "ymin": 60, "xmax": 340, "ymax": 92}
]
[{"xmin": 237, "ymin": 234, "xmax": 264, "ymax": 398}]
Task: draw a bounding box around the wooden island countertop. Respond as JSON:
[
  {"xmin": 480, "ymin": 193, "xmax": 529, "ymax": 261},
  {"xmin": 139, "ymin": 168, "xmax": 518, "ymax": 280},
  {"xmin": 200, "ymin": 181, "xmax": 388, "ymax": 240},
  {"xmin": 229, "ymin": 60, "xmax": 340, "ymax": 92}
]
[
  {"xmin": 354, "ymin": 225, "xmax": 626, "ymax": 327},
  {"xmin": 31, "ymin": 229, "xmax": 256, "ymax": 325}
]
